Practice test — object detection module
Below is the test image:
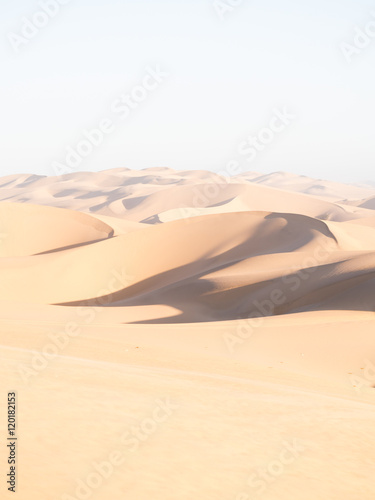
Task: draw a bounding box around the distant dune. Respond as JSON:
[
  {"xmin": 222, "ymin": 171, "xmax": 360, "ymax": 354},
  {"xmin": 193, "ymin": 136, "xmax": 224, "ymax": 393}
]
[
  {"xmin": 0, "ymin": 168, "xmax": 374, "ymax": 222},
  {"xmin": 341, "ymin": 194, "xmax": 375, "ymax": 211},
  {"xmin": 234, "ymin": 170, "xmax": 375, "ymax": 201}
]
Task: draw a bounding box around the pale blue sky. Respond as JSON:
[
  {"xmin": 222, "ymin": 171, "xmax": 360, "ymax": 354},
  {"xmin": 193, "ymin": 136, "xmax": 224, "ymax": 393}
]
[{"xmin": 1, "ymin": 0, "xmax": 374, "ymax": 182}]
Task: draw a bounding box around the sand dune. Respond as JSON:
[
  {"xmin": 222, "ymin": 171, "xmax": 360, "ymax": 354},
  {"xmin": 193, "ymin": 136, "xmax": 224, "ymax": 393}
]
[
  {"xmin": 234, "ymin": 170, "xmax": 375, "ymax": 201},
  {"xmin": 0, "ymin": 210, "xmax": 343, "ymax": 304},
  {"xmin": 0, "ymin": 201, "xmax": 113, "ymax": 257},
  {"xmin": 1, "ymin": 168, "xmax": 375, "ymax": 500},
  {"xmin": 341, "ymin": 194, "xmax": 375, "ymax": 211},
  {"xmin": 0, "ymin": 168, "xmax": 373, "ymax": 223},
  {"xmin": 1, "ymin": 167, "xmax": 375, "ymax": 335}
]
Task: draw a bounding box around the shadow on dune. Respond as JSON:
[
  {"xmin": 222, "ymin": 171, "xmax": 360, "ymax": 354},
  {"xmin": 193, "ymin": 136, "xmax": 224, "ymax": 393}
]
[
  {"xmin": 34, "ymin": 233, "xmax": 114, "ymax": 255},
  {"xmin": 55, "ymin": 242, "xmax": 375, "ymax": 324}
]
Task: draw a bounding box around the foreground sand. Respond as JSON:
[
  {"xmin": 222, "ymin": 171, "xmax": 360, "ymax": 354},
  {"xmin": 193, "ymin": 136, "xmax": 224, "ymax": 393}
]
[{"xmin": 1, "ymin": 168, "xmax": 375, "ymax": 499}]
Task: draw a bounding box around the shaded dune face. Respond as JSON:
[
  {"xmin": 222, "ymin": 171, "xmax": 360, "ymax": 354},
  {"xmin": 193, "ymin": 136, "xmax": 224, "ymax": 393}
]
[{"xmin": 1, "ymin": 184, "xmax": 375, "ymax": 323}]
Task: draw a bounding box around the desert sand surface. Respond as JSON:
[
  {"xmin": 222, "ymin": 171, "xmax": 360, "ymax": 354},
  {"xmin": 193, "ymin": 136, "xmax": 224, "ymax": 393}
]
[{"xmin": 1, "ymin": 168, "xmax": 375, "ymax": 500}]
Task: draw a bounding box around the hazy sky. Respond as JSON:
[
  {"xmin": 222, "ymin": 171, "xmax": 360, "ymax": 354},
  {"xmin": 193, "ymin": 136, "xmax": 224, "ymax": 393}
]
[{"xmin": 1, "ymin": 0, "xmax": 374, "ymax": 182}]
